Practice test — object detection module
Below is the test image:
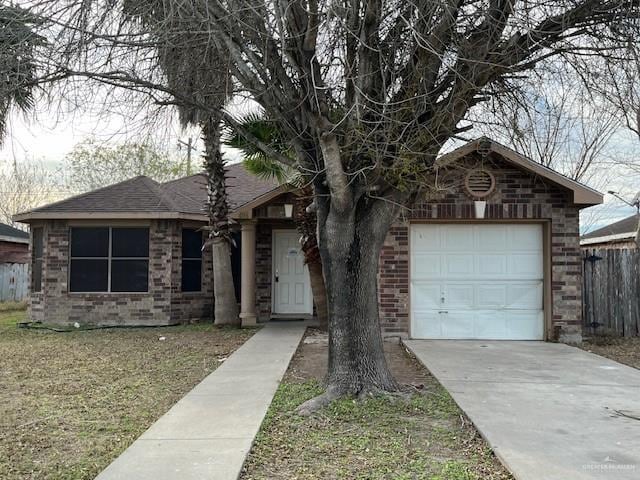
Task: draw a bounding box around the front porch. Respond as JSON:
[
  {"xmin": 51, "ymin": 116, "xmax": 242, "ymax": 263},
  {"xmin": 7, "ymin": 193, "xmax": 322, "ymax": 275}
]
[{"xmin": 232, "ymin": 188, "xmax": 314, "ymax": 327}]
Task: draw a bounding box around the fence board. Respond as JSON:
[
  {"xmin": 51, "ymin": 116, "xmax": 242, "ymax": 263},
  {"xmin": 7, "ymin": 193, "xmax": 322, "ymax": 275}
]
[
  {"xmin": 583, "ymin": 248, "xmax": 640, "ymax": 337},
  {"xmin": 0, "ymin": 263, "xmax": 28, "ymax": 302}
]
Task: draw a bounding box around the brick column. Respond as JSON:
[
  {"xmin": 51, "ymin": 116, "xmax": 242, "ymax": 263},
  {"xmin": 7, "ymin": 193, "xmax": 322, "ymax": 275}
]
[{"xmin": 239, "ymin": 220, "xmax": 257, "ymax": 327}]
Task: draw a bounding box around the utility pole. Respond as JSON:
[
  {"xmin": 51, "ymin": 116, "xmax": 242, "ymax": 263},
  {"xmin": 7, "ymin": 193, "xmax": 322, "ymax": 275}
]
[{"xmin": 177, "ymin": 137, "xmax": 197, "ymax": 175}]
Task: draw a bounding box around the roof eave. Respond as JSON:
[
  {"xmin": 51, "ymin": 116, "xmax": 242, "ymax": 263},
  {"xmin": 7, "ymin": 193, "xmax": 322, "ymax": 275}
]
[
  {"xmin": 437, "ymin": 138, "xmax": 603, "ymax": 207},
  {"xmin": 13, "ymin": 211, "xmax": 208, "ymax": 223},
  {"xmin": 580, "ymin": 231, "xmax": 637, "ymax": 246},
  {"xmin": 0, "ymin": 234, "xmax": 29, "ymax": 244}
]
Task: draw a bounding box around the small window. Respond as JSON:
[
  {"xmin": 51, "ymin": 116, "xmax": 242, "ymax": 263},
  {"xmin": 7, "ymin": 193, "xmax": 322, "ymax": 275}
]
[
  {"xmin": 32, "ymin": 227, "xmax": 43, "ymax": 292},
  {"xmin": 182, "ymin": 228, "xmax": 203, "ymax": 292},
  {"xmin": 69, "ymin": 227, "xmax": 149, "ymax": 293}
]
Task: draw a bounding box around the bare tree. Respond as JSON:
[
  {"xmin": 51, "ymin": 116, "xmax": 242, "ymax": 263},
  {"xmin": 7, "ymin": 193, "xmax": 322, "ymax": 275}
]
[
  {"xmin": 478, "ymin": 73, "xmax": 621, "ymax": 186},
  {"xmin": 64, "ymin": 139, "xmax": 188, "ymax": 192},
  {"xmin": 20, "ymin": 0, "xmax": 640, "ymax": 411},
  {"xmin": 0, "ymin": 160, "xmax": 65, "ymax": 228}
]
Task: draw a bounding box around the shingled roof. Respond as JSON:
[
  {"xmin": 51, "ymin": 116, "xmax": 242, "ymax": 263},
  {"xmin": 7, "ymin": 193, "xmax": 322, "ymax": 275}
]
[
  {"xmin": 13, "ymin": 163, "xmax": 280, "ymax": 222},
  {"xmin": 0, "ymin": 223, "xmax": 29, "ymax": 243},
  {"xmin": 581, "ymin": 214, "xmax": 639, "ymax": 244}
]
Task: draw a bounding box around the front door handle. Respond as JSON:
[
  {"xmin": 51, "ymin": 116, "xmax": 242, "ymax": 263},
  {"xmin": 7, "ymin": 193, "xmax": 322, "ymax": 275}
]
[{"xmin": 438, "ymin": 310, "xmax": 448, "ymax": 314}]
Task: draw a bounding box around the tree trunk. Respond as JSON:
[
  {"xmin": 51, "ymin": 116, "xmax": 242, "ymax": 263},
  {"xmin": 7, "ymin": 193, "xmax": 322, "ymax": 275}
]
[
  {"xmin": 202, "ymin": 116, "xmax": 240, "ymax": 326},
  {"xmin": 297, "ymin": 194, "xmax": 400, "ymax": 414},
  {"xmin": 211, "ymin": 237, "xmax": 239, "ymax": 325},
  {"xmin": 307, "ymin": 260, "xmax": 328, "ymax": 330},
  {"xmin": 293, "ymin": 186, "xmax": 328, "ymax": 330}
]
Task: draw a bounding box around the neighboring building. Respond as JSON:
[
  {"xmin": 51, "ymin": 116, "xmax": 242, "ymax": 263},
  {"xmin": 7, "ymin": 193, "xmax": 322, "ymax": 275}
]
[
  {"xmin": 0, "ymin": 223, "xmax": 29, "ymax": 264},
  {"xmin": 580, "ymin": 214, "xmax": 639, "ymax": 249},
  {"xmin": 15, "ymin": 137, "xmax": 602, "ymax": 342}
]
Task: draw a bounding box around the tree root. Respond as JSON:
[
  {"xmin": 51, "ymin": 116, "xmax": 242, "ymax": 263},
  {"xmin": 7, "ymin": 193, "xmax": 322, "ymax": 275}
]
[
  {"xmin": 296, "ymin": 386, "xmax": 345, "ymax": 416},
  {"xmin": 296, "ymin": 383, "xmax": 410, "ymax": 416}
]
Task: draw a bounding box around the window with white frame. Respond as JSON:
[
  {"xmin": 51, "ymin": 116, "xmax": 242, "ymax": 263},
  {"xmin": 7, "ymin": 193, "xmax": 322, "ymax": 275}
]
[{"xmin": 69, "ymin": 227, "xmax": 149, "ymax": 292}]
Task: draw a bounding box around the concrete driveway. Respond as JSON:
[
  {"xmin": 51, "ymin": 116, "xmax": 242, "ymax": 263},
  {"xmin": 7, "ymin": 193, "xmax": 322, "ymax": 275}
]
[{"xmin": 404, "ymin": 340, "xmax": 640, "ymax": 480}]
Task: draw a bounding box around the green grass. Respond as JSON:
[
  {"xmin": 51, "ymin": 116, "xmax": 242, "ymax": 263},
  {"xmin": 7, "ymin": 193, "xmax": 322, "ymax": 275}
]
[
  {"xmin": 242, "ymin": 380, "xmax": 510, "ymax": 480},
  {"xmin": 0, "ymin": 309, "xmax": 255, "ymax": 480}
]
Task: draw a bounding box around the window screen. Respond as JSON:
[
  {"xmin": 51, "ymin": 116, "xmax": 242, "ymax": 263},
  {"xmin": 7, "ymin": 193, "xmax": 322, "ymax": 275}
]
[
  {"xmin": 182, "ymin": 228, "xmax": 203, "ymax": 292},
  {"xmin": 69, "ymin": 227, "xmax": 149, "ymax": 292}
]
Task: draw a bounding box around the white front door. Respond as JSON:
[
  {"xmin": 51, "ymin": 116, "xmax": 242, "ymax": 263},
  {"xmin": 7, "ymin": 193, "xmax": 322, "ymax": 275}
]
[
  {"xmin": 273, "ymin": 230, "xmax": 313, "ymax": 315},
  {"xmin": 410, "ymin": 224, "xmax": 544, "ymax": 340}
]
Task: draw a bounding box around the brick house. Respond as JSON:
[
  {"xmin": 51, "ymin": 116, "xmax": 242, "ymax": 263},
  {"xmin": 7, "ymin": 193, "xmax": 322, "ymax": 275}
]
[
  {"xmin": 0, "ymin": 223, "xmax": 29, "ymax": 264},
  {"xmin": 15, "ymin": 138, "xmax": 601, "ymax": 342}
]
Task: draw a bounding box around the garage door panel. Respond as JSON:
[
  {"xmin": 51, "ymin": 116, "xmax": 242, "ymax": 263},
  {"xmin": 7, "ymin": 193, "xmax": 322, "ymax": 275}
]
[
  {"xmin": 509, "ymin": 224, "xmax": 542, "ymax": 249},
  {"xmin": 475, "ymin": 311, "xmax": 508, "ymax": 338},
  {"xmin": 506, "ymin": 282, "xmax": 543, "ymax": 309},
  {"xmin": 477, "ymin": 254, "xmax": 508, "ymax": 276},
  {"xmin": 444, "ymin": 284, "xmax": 474, "ymax": 309},
  {"xmin": 443, "ymin": 225, "xmax": 474, "ymax": 251},
  {"xmin": 507, "ymin": 311, "xmax": 544, "ymax": 340},
  {"xmin": 412, "ymin": 253, "xmax": 441, "ymax": 277},
  {"xmin": 411, "ymin": 282, "xmax": 441, "ymax": 310},
  {"xmin": 477, "ymin": 225, "xmax": 507, "ymax": 251},
  {"xmin": 444, "ymin": 254, "xmax": 475, "ymax": 275},
  {"xmin": 476, "ymin": 285, "xmax": 507, "ymax": 308},
  {"xmin": 411, "ymin": 225, "xmax": 440, "ymax": 251},
  {"xmin": 410, "ymin": 224, "xmax": 544, "ymax": 340},
  {"xmin": 411, "ymin": 311, "xmax": 443, "ymax": 338},
  {"xmin": 442, "ymin": 312, "xmax": 474, "ymax": 338},
  {"xmin": 508, "ymin": 254, "xmax": 543, "ymax": 278}
]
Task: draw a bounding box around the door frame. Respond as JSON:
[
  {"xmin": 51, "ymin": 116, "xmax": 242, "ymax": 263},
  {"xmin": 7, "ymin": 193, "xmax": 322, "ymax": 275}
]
[
  {"xmin": 271, "ymin": 229, "xmax": 313, "ymax": 316},
  {"xmin": 408, "ymin": 220, "xmax": 552, "ymax": 340}
]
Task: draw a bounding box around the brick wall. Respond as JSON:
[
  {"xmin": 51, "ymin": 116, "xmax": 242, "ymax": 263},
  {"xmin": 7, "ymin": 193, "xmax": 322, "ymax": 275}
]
[
  {"xmin": 378, "ymin": 153, "xmax": 583, "ymax": 342},
  {"xmin": 0, "ymin": 240, "xmax": 29, "ymax": 263},
  {"xmin": 29, "ymin": 219, "xmax": 213, "ymax": 326}
]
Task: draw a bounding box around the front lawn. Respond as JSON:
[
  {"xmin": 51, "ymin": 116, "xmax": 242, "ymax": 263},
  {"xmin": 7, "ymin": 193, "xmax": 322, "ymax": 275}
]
[
  {"xmin": 0, "ymin": 309, "xmax": 255, "ymax": 480},
  {"xmin": 581, "ymin": 336, "xmax": 640, "ymax": 370},
  {"xmin": 241, "ymin": 331, "xmax": 511, "ymax": 480}
]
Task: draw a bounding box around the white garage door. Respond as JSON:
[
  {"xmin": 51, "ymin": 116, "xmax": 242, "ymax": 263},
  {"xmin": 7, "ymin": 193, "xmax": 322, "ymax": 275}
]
[{"xmin": 410, "ymin": 224, "xmax": 544, "ymax": 340}]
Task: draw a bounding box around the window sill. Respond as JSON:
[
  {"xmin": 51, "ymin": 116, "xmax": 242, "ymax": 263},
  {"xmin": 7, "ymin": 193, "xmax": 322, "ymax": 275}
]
[{"xmin": 67, "ymin": 291, "xmax": 150, "ymax": 296}]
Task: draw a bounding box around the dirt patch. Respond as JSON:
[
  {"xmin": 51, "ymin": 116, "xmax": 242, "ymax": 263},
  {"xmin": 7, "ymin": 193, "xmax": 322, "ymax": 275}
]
[
  {"xmin": 287, "ymin": 329, "xmax": 430, "ymax": 387},
  {"xmin": 242, "ymin": 329, "xmax": 512, "ymax": 480},
  {"xmin": 581, "ymin": 336, "xmax": 640, "ymax": 370},
  {"xmin": 0, "ymin": 310, "xmax": 255, "ymax": 480}
]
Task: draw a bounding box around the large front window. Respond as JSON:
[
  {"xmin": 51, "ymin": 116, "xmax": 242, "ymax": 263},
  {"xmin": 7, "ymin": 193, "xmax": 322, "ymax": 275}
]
[{"xmin": 69, "ymin": 227, "xmax": 149, "ymax": 292}]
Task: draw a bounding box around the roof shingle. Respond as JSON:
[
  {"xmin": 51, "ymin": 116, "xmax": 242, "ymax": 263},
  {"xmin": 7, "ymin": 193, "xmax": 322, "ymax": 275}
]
[
  {"xmin": 15, "ymin": 163, "xmax": 280, "ymax": 220},
  {"xmin": 0, "ymin": 223, "xmax": 29, "ymax": 240},
  {"xmin": 581, "ymin": 214, "xmax": 639, "ymax": 240}
]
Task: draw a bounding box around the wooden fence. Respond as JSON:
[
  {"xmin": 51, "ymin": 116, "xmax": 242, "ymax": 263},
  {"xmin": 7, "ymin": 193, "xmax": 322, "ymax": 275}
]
[
  {"xmin": 0, "ymin": 263, "xmax": 28, "ymax": 302},
  {"xmin": 583, "ymin": 248, "xmax": 640, "ymax": 337}
]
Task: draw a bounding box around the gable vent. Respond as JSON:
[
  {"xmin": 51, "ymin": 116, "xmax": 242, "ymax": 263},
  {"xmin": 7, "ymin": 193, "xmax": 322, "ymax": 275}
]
[{"xmin": 464, "ymin": 169, "xmax": 495, "ymax": 199}]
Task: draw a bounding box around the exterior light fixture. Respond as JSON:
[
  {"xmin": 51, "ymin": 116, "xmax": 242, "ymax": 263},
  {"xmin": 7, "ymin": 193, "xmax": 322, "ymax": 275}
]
[
  {"xmin": 284, "ymin": 203, "xmax": 294, "ymax": 218},
  {"xmin": 474, "ymin": 200, "xmax": 486, "ymax": 219}
]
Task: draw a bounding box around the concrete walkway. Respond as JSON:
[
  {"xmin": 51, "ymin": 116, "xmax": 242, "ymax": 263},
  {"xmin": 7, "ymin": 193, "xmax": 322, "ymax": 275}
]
[
  {"xmin": 96, "ymin": 322, "xmax": 306, "ymax": 480},
  {"xmin": 405, "ymin": 340, "xmax": 640, "ymax": 480}
]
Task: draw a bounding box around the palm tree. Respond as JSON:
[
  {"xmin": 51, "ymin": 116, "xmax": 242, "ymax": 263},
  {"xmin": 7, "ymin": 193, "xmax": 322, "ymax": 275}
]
[
  {"xmin": 225, "ymin": 114, "xmax": 328, "ymax": 330},
  {"xmin": 0, "ymin": 5, "xmax": 44, "ymax": 142},
  {"xmin": 124, "ymin": 3, "xmax": 239, "ymax": 325}
]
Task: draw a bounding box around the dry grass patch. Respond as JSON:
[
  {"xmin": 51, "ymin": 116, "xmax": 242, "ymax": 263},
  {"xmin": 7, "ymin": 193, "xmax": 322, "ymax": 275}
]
[
  {"xmin": 0, "ymin": 310, "xmax": 255, "ymax": 480},
  {"xmin": 581, "ymin": 336, "xmax": 640, "ymax": 370},
  {"xmin": 241, "ymin": 331, "xmax": 511, "ymax": 480}
]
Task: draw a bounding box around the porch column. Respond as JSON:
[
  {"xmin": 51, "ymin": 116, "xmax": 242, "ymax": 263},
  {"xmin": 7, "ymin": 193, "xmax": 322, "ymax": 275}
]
[{"xmin": 239, "ymin": 220, "xmax": 257, "ymax": 327}]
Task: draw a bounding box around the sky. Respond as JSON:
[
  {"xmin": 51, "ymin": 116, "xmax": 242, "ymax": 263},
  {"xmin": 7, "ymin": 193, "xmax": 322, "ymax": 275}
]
[{"xmin": 1, "ymin": 95, "xmax": 638, "ymax": 233}]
